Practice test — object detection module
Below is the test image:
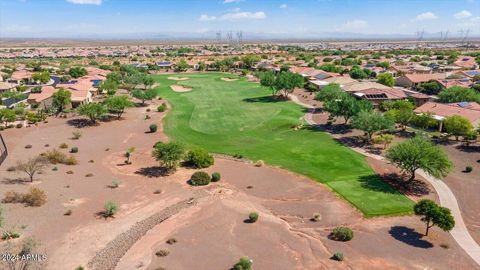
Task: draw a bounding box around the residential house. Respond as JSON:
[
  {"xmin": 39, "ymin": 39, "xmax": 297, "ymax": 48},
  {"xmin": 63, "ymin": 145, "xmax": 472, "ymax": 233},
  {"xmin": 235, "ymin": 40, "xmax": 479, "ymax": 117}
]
[
  {"xmin": 414, "ymin": 101, "xmax": 480, "ymax": 130},
  {"xmin": 396, "ymin": 73, "xmax": 446, "ymax": 89}
]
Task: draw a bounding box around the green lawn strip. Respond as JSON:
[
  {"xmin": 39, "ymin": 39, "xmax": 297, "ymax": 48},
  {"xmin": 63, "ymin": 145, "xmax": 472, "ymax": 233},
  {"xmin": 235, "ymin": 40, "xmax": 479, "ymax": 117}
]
[{"xmin": 154, "ymin": 73, "xmax": 414, "ymax": 216}]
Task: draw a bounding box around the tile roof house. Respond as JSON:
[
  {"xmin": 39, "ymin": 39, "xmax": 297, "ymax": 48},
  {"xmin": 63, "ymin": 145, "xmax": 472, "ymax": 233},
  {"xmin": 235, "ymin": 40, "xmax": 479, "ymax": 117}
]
[
  {"xmin": 27, "ymin": 86, "xmax": 57, "ymax": 110},
  {"xmin": 454, "ymin": 56, "xmax": 479, "ymax": 70},
  {"xmin": 351, "ymin": 87, "xmax": 407, "ymax": 106},
  {"xmin": 396, "ymin": 73, "xmax": 446, "ymax": 89},
  {"xmin": 414, "ymin": 101, "xmax": 480, "ymax": 128}
]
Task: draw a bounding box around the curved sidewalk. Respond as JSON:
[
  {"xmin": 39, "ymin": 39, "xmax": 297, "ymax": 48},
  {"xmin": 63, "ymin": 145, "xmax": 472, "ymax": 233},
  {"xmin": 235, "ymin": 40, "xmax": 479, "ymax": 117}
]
[{"xmin": 290, "ymin": 94, "xmax": 480, "ymax": 266}]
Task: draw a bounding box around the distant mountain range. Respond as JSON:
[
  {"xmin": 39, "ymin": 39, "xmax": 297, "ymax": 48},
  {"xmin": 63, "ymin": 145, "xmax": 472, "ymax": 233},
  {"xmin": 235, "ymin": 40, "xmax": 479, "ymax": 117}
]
[{"xmin": 1, "ymin": 30, "xmax": 479, "ymax": 41}]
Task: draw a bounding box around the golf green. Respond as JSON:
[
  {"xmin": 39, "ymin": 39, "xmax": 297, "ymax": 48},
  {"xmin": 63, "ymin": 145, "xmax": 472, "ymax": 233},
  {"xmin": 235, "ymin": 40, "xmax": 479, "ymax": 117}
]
[{"xmin": 154, "ymin": 73, "xmax": 413, "ymax": 217}]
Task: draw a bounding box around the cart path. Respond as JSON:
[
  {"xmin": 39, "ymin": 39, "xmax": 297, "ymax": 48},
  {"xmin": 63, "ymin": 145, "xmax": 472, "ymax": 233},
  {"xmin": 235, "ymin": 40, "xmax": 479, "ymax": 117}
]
[{"xmin": 290, "ymin": 94, "xmax": 480, "ymax": 267}]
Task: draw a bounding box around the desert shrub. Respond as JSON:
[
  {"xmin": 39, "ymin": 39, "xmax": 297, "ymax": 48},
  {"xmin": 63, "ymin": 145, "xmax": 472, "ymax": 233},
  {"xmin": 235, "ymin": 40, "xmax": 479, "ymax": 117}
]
[
  {"xmin": 254, "ymin": 160, "xmax": 264, "ymax": 167},
  {"xmin": 312, "ymin": 212, "xmax": 321, "ymax": 222},
  {"xmin": 2, "ymin": 229, "xmax": 20, "ymax": 240},
  {"xmin": 16, "ymin": 123, "xmax": 23, "ymax": 128},
  {"xmin": 66, "ymin": 170, "xmax": 74, "ymax": 174},
  {"xmin": 233, "ymin": 256, "xmax": 253, "ymax": 270},
  {"xmin": 72, "ymin": 131, "xmax": 82, "ymax": 140},
  {"xmin": 70, "ymin": 146, "xmax": 78, "ymax": 153},
  {"xmin": 233, "ymin": 154, "xmax": 243, "ymax": 159},
  {"xmin": 190, "ymin": 171, "xmax": 211, "ymax": 186},
  {"xmin": 333, "ymin": 252, "xmax": 344, "ymax": 261},
  {"xmin": 44, "ymin": 149, "xmax": 67, "ymax": 164},
  {"xmin": 22, "ymin": 187, "xmax": 47, "ymax": 207},
  {"xmin": 89, "ymin": 160, "xmax": 94, "ymax": 163},
  {"xmin": 64, "ymin": 156, "xmax": 78, "ymax": 165},
  {"xmin": 110, "ymin": 180, "xmax": 120, "ymax": 188},
  {"xmin": 149, "ymin": 123, "xmax": 158, "ymax": 133},
  {"xmin": 332, "ymin": 227, "xmax": 353, "ymax": 241},
  {"xmin": 103, "ymin": 201, "xmax": 118, "ymax": 217},
  {"xmin": 146, "ymin": 108, "xmax": 151, "ymax": 112},
  {"xmin": 145, "ymin": 115, "xmax": 151, "ymax": 120},
  {"xmin": 6, "ymin": 166, "xmax": 16, "ymax": 172},
  {"xmin": 64, "ymin": 209, "xmax": 72, "ymax": 216},
  {"xmin": 248, "ymin": 212, "xmax": 259, "ymax": 223},
  {"xmin": 74, "ymin": 266, "xmax": 85, "ymax": 270},
  {"xmin": 59, "ymin": 143, "xmax": 68, "ymax": 149},
  {"xmin": 153, "ymin": 189, "xmax": 162, "ymax": 194},
  {"xmin": 465, "ymin": 166, "xmax": 473, "ymax": 173},
  {"xmin": 52, "ymin": 166, "xmax": 58, "ymax": 171},
  {"xmin": 25, "ymin": 144, "xmax": 32, "ymax": 149},
  {"xmin": 166, "ymin": 238, "xmax": 177, "ymax": 245},
  {"xmin": 44, "ymin": 144, "xmax": 49, "ymax": 147},
  {"xmin": 211, "ymin": 172, "xmax": 221, "ymax": 182},
  {"xmin": 85, "ymin": 173, "xmax": 93, "ymax": 177},
  {"xmin": 157, "ymin": 104, "xmax": 166, "ymax": 112},
  {"xmin": 155, "ymin": 249, "xmax": 170, "ymax": 257},
  {"xmin": 185, "ymin": 148, "xmax": 214, "ymax": 168},
  {"xmin": 2, "ymin": 191, "xmax": 23, "ymax": 203}
]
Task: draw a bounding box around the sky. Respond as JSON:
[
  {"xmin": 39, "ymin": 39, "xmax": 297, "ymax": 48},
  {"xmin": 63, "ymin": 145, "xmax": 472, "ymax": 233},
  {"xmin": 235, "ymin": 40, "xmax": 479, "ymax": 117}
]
[{"xmin": 0, "ymin": 0, "xmax": 479, "ymax": 39}]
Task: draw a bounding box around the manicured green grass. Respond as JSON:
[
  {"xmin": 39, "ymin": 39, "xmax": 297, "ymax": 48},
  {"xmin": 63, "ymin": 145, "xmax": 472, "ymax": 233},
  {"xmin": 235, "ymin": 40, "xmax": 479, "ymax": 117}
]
[{"xmin": 154, "ymin": 73, "xmax": 413, "ymax": 217}]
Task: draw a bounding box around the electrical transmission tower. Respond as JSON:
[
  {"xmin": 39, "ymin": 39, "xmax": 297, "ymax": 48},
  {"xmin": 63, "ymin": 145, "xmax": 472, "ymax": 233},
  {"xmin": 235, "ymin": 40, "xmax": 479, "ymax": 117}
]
[
  {"xmin": 236, "ymin": 31, "xmax": 243, "ymax": 48},
  {"xmin": 216, "ymin": 31, "xmax": 222, "ymax": 44},
  {"xmin": 226, "ymin": 31, "xmax": 234, "ymax": 47}
]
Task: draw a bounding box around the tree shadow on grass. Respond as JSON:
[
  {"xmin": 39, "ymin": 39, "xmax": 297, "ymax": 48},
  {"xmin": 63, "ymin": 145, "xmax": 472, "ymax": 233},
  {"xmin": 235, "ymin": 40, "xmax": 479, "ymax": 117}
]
[
  {"xmin": 242, "ymin": 96, "xmax": 286, "ymax": 103},
  {"xmin": 135, "ymin": 166, "xmax": 169, "ymax": 178},
  {"xmin": 358, "ymin": 174, "xmax": 430, "ymax": 196},
  {"xmin": 389, "ymin": 226, "xmax": 433, "ymax": 248},
  {"xmin": 304, "ymin": 123, "xmax": 353, "ymax": 135}
]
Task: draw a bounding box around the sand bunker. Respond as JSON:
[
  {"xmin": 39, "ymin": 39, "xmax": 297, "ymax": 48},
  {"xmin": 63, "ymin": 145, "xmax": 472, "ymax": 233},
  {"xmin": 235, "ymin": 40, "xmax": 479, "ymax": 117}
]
[
  {"xmin": 221, "ymin": 77, "xmax": 239, "ymax": 82},
  {"xmin": 167, "ymin": 76, "xmax": 189, "ymax": 81},
  {"xmin": 170, "ymin": 84, "xmax": 192, "ymax": 92}
]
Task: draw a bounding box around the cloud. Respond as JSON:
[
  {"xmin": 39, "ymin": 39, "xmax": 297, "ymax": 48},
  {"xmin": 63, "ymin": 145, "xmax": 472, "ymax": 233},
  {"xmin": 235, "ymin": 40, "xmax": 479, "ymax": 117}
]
[
  {"xmin": 223, "ymin": 0, "xmax": 242, "ymax": 3},
  {"xmin": 342, "ymin": 19, "xmax": 369, "ymax": 30},
  {"xmin": 414, "ymin": 12, "xmax": 437, "ymax": 21},
  {"xmin": 2, "ymin": 24, "xmax": 31, "ymax": 32},
  {"xmin": 454, "ymin": 10, "xmax": 472, "ymax": 19},
  {"xmin": 280, "ymin": 4, "xmax": 287, "ymax": 8},
  {"xmin": 199, "ymin": 14, "xmax": 217, "ymax": 21},
  {"xmin": 66, "ymin": 0, "xmax": 102, "ymax": 5},
  {"xmin": 220, "ymin": 11, "xmax": 266, "ymax": 20}
]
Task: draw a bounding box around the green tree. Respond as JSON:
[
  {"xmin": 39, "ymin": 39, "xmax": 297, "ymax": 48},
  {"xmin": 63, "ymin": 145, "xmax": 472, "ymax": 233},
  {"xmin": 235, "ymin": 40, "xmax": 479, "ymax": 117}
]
[
  {"xmin": 377, "ymin": 73, "xmax": 395, "ymax": 87},
  {"xmin": 351, "ymin": 110, "xmax": 394, "ymax": 142},
  {"xmin": 417, "ymin": 81, "xmax": 443, "ymax": 95},
  {"xmin": 69, "ymin": 67, "xmax": 88, "ymax": 78},
  {"xmin": 0, "ymin": 108, "xmax": 16, "ymax": 127},
  {"xmin": 175, "ymin": 59, "xmax": 190, "ymax": 72},
  {"xmin": 372, "ymin": 134, "xmax": 395, "ymax": 149},
  {"xmin": 242, "ymin": 55, "xmax": 260, "ymax": 69},
  {"xmin": 104, "ymin": 96, "xmax": 134, "ymax": 119},
  {"xmin": 259, "ymin": 71, "xmax": 277, "ymax": 96},
  {"xmin": 314, "ymin": 83, "xmax": 343, "ymax": 101},
  {"xmin": 197, "ymin": 61, "xmax": 206, "ymax": 71},
  {"xmin": 414, "ymin": 199, "xmax": 455, "ymax": 236},
  {"xmin": 349, "ymin": 66, "xmax": 368, "ymax": 79},
  {"xmin": 52, "ymin": 88, "xmax": 71, "ymax": 114},
  {"xmin": 152, "ymin": 141, "xmax": 186, "ymax": 172},
  {"xmin": 131, "ymin": 89, "xmax": 156, "ymax": 105},
  {"xmin": 385, "ymin": 108, "xmax": 414, "ymax": 130},
  {"xmin": 443, "ymin": 115, "xmax": 473, "ymax": 140},
  {"xmin": 438, "ymin": 86, "xmax": 480, "ymax": 103},
  {"xmin": 233, "ymin": 256, "xmax": 253, "ymax": 270},
  {"xmin": 411, "ymin": 112, "xmax": 436, "ymax": 130},
  {"xmin": 274, "ymin": 71, "xmax": 304, "ymax": 98},
  {"xmin": 31, "ymin": 71, "xmax": 50, "ymax": 84},
  {"xmin": 324, "ymin": 93, "xmax": 372, "ymax": 124},
  {"xmin": 78, "ymin": 103, "xmax": 107, "ymax": 123},
  {"xmin": 143, "ymin": 76, "xmax": 155, "ymax": 89},
  {"xmin": 386, "ymin": 136, "xmax": 452, "ymax": 184},
  {"xmin": 98, "ymin": 79, "xmax": 118, "ymax": 95}
]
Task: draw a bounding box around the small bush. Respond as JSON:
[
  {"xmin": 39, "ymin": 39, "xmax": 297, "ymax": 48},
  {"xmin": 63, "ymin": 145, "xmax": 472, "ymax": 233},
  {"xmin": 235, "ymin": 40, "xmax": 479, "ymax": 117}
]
[
  {"xmin": 233, "ymin": 256, "xmax": 253, "ymax": 270},
  {"xmin": 103, "ymin": 201, "xmax": 118, "ymax": 217},
  {"xmin": 72, "ymin": 131, "xmax": 82, "ymax": 140},
  {"xmin": 233, "ymin": 154, "xmax": 243, "ymax": 159},
  {"xmin": 110, "ymin": 180, "xmax": 120, "ymax": 188},
  {"xmin": 22, "ymin": 187, "xmax": 47, "ymax": 207},
  {"xmin": 16, "ymin": 123, "xmax": 23, "ymax": 128},
  {"xmin": 155, "ymin": 249, "xmax": 170, "ymax": 257},
  {"xmin": 190, "ymin": 171, "xmax": 211, "ymax": 186},
  {"xmin": 64, "ymin": 209, "xmax": 72, "ymax": 216},
  {"xmin": 149, "ymin": 124, "xmax": 158, "ymax": 133},
  {"xmin": 6, "ymin": 166, "xmax": 16, "ymax": 172},
  {"xmin": 70, "ymin": 146, "xmax": 78, "ymax": 153},
  {"xmin": 2, "ymin": 191, "xmax": 23, "ymax": 203},
  {"xmin": 153, "ymin": 189, "xmax": 162, "ymax": 194},
  {"xmin": 312, "ymin": 212, "xmax": 321, "ymax": 222},
  {"xmin": 185, "ymin": 149, "xmax": 214, "ymax": 168},
  {"xmin": 85, "ymin": 173, "xmax": 94, "ymax": 177},
  {"xmin": 333, "ymin": 252, "xmax": 344, "ymax": 261},
  {"xmin": 254, "ymin": 160, "xmax": 264, "ymax": 167},
  {"xmin": 44, "ymin": 144, "xmax": 49, "ymax": 147},
  {"xmin": 64, "ymin": 156, "xmax": 78, "ymax": 165},
  {"xmin": 52, "ymin": 166, "xmax": 58, "ymax": 171},
  {"xmin": 145, "ymin": 115, "xmax": 151, "ymax": 120},
  {"xmin": 166, "ymin": 238, "xmax": 177, "ymax": 245},
  {"xmin": 2, "ymin": 230, "xmax": 20, "ymax": 240},
  {"xmin": 66, "ymin": 170, "xmax": 74, "ymax": 174},
  {"xmin": 211, "ymin": 172, "xmax": 221, "ymax": 182},
  {"xmin": 332, "ymin": 227, "xmax": 353, "ymax": 241},
  {"xmin": 146, "ymin": 108, "xmax": 151, "ymax": 112},
  {"xmin": 157, "ymin": 104, "xmax": 166, "ymax": 112},
  {"xmin": 25, "ymin": 144, "xmax": 32, "ymax": 149},
  {"xmin": 74, "ymin": 266, "xmax": 85, "ymax": 270},
  {"xmin": 59, "ymin": 143, "xmax": 68, "ymax": 149},
  {"xmin": 465, "ymin": 166, "xmax": 473, "ymax": 173},
  {"xmin": 89, "ymin": 160, "xmax": 95, "ymax": 163},
  {"xmin": 44, "ymin": 149, "xmax": 67, "ymax": 164},
  {"xmin": 248, "ymin": 212, "xmax": 259, "ymax": 223}
]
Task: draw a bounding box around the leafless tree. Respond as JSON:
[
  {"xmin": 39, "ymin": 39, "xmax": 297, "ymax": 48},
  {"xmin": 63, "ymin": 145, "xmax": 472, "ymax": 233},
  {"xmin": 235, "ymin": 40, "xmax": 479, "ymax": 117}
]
[{"xmin": 15, "ymin": 156, "xmax": 49, "ymax": 182}]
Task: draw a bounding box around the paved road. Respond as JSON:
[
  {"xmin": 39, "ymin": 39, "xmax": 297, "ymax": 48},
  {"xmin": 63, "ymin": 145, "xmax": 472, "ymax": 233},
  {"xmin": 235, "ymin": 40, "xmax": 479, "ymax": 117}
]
[{"xmin": 289, "ymin": 94, "xmax": 480, "ymax": 266}]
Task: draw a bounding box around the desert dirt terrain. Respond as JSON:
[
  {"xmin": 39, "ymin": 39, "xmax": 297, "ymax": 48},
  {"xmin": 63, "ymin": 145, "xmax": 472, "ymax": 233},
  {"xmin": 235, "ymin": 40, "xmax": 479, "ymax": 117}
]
[{"xmin": 0, "ymin": 96, "xmax": 478, "ymax": 270}]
